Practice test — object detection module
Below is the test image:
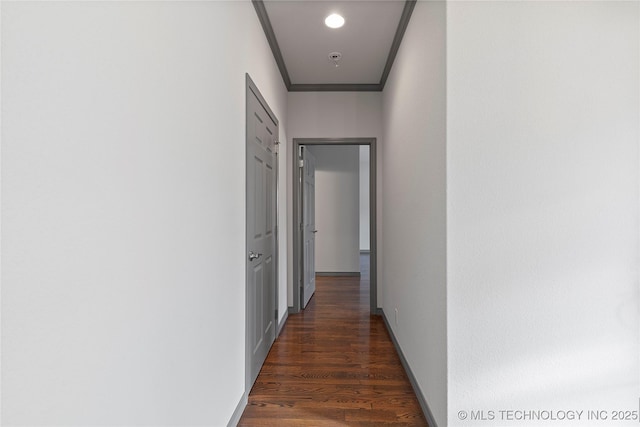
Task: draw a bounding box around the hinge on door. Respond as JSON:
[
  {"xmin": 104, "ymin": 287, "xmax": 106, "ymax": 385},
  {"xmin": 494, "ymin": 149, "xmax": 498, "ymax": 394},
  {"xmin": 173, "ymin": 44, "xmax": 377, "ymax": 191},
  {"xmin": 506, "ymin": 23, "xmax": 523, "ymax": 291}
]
[{"xmin": 298, "ymin": 159, "xmax": 304, "ymax": 168}]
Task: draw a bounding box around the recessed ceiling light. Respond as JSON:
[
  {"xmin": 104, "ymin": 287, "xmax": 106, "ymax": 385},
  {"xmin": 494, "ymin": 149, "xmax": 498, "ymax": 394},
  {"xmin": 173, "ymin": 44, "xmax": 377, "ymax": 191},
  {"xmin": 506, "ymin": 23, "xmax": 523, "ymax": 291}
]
[{"xmin": 325, "ymin": 13, "xmax": 345, "ymax": 29}]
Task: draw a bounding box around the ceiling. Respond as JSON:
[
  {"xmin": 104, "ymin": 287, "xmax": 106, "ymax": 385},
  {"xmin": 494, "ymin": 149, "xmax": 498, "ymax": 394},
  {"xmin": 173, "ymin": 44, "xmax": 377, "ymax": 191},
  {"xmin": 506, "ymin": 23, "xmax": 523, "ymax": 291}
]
[{"xmin": 255, "ymin": 0, "xmax": 416, "ymax": 92}]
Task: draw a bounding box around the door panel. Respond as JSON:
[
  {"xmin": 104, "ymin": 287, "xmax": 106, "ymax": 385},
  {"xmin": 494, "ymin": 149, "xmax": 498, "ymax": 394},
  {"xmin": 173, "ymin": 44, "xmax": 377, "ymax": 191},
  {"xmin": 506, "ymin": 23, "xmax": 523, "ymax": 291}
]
[
  {"xmin": 247, "ymin": 85, "xmax": 277, "ymax": 389},
  {"xmin": 253, "ymin": 156, "xmax": 264, "ymax": 238},
  {"xmin": 301, "ymin": 148, "xmax": 316, "ymax": 308},
  {"xmin": 252, "ymin": 264, "xmax": 263, "ymax": 353},
  {"xmin": 263, "ymin": 255, "xmax": 273, "ymax": 335}
]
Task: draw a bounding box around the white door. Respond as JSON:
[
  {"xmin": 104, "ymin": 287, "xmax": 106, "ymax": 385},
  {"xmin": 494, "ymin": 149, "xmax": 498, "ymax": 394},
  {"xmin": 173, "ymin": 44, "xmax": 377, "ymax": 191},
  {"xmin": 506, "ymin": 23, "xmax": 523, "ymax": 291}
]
[
  {"xmin": 301, "ymin": 147, "xmax": 316, "ymax": 308},
  {"xmin": 246, "ymin": 81, "xmax": 277, "ymax": 388}
]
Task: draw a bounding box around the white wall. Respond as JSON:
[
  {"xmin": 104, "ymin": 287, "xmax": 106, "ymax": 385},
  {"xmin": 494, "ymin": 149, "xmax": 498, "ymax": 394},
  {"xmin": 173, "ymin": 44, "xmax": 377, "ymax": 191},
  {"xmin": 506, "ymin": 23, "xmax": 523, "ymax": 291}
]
[
  {"xmin": 359, "ymin": 146, "xmax": 370, "ymax": 251},
  {"xmin": 381, "ymin": 2, "xmax": 447, "ymax": 425},
  {"xmin": 447, "ymin": 2, "xmax": 639, "ymax": 426},
  {"xmin": 308, "ymin": 146, "xmax": 360, "ymax": 273},
  {"xmin": 287, "ymin": 92, "xmax": 383, "ymax": 305},
  {"xmin": 1, "ymin": 2, "xmax": 288, "ymax": 425}
]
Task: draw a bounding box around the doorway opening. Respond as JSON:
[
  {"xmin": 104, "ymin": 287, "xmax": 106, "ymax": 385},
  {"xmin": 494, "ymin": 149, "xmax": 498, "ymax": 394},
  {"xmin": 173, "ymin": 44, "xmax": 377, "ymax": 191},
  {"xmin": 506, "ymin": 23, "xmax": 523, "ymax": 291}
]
[{"xmin": 291, "ymin": 138, "xmax": 378, "ymax": 314}]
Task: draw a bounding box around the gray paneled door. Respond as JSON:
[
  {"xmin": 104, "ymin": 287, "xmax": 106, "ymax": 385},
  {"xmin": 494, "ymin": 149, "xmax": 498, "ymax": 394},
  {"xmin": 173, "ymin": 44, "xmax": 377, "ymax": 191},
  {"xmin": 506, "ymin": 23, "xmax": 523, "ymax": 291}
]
[
  {"xmin": 246, "ymin": 79, "xmax": 277, "ymax": 389},
  {"xmin": 301, "ymin": 147, "xmax": 316, "ymax": 308}
]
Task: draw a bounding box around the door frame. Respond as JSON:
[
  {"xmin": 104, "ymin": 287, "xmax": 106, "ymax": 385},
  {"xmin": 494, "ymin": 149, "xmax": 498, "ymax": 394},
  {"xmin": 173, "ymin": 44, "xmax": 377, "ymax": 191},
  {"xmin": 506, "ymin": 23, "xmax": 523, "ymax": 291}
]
[
  {"xmin": 245, "ymin": 74, "xmax": 279, "ymax": 392},
  {"xmin": 291, "ymin": 138, "xmax": 378, "ymax": 314}
]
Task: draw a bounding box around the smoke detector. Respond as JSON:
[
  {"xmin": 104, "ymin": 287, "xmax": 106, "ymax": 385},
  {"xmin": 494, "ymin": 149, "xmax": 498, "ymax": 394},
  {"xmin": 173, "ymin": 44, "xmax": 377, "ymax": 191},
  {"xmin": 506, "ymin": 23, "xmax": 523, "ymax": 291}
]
[{"xmin": 328, "ymin": 52, "xmax": 342, "ymax": 67}]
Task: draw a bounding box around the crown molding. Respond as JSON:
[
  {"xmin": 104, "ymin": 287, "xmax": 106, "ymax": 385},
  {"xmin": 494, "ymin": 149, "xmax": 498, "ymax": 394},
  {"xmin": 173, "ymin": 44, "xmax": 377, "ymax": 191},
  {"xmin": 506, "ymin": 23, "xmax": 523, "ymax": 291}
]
[{"xmin": 253, "ymin": 0, "xmax": 416, "ymax": 92}]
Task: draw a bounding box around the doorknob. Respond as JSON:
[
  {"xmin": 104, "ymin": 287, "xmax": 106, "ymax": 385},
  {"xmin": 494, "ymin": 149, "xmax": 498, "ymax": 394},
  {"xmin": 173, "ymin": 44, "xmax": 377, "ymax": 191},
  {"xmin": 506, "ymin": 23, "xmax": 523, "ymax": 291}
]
[
  {"xmin": 249, "ymin": 251, "xmax": 262, "ymax": 261},
  {"xmin": 312, "ymin": 230, "xmax": 318, "ymax": 233}
]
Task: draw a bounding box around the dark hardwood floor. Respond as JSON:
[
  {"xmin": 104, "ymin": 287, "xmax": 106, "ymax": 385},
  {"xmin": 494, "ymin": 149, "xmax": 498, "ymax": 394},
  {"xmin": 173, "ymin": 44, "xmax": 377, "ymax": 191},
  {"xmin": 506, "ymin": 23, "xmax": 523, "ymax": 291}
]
[{"xmin": 238, "ymin": 255, "xmax": 429, "ymax": 426}]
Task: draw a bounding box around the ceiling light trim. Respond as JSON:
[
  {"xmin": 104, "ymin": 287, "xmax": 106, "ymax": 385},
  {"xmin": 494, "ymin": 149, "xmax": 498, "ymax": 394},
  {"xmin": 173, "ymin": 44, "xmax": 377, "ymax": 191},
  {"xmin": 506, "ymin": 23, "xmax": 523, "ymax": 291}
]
[{"xmin": 253, "ymin": 0, "xmax": 416, "ymax": 93}]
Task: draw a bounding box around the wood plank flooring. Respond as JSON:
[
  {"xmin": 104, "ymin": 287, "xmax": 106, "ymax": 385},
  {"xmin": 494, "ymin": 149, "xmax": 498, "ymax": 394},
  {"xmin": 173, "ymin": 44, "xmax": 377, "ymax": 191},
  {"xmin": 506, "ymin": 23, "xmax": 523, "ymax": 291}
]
[{"xmin": 238, "ymin": 256, "xmax": 428, "ymax": 426}]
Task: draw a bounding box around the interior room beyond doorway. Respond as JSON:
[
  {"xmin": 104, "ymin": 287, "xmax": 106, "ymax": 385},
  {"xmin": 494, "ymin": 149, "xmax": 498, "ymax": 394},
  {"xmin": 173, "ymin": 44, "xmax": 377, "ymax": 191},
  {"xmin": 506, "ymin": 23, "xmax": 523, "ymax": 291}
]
[
  {"xmin": 308, "ymin": 145, "xmax": 369, "ymax": 277},
  {"xmin": 291, "ymin": 138, "xmax": 377, "ymax": 314}
]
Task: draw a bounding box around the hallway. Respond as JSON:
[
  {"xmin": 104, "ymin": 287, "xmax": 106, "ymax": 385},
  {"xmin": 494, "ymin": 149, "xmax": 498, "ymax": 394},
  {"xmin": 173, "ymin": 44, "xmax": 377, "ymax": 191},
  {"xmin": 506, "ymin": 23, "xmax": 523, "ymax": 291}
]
[{"xmin": 238, "ymin": 256, "xmax": 428, "ymax": 426}]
